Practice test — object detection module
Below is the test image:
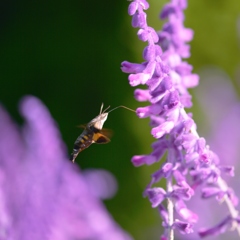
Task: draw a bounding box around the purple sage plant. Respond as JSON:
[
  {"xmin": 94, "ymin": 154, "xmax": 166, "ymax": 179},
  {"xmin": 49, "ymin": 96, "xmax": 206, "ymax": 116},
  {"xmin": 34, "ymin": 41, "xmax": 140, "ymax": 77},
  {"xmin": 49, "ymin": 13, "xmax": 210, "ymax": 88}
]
[
  {"xmin": 0, "ymin": 96, "xmax": 132, "ymax": 240},
  {"xmin": 121, "ymin": 0, "xmax": 240, "ymax": 239},
  {"xmin": 176, "ymin": 68, "xmax": 240, "ymax": 240}
]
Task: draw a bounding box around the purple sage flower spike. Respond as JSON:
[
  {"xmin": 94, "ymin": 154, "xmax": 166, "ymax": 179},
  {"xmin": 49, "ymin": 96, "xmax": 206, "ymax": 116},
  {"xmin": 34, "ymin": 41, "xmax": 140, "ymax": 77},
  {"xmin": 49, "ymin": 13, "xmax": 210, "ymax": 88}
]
[{"xmin": 122, "ymin": 0, "xmax": 240, "ymax": 239}]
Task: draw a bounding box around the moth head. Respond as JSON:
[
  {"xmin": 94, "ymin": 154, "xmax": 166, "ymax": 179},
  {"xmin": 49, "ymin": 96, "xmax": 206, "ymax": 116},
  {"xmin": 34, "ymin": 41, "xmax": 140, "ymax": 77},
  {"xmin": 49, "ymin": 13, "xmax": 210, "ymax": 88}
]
[
  {"xmin": 88, "ymin": 103, "xmax": 135, "ymax": 130},
  {"xmin": 90, "ymin": 112, "xmax": 108, "ymax": 130},
  {"xmin": 88, "ymin": 103, "xmax": 110, "ymax": 130}
]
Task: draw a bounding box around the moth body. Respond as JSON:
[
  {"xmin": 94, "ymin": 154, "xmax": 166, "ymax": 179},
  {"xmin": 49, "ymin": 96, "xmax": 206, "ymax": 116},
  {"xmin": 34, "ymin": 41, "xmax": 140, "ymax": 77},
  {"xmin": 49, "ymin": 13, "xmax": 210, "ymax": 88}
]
[
  {"xmin": 70, "ymin": 105, "xmax": 110, "ymax": 162},
  {"xmin": 70, "ymin": 103, "xmax": 135, "ymax": 162}
]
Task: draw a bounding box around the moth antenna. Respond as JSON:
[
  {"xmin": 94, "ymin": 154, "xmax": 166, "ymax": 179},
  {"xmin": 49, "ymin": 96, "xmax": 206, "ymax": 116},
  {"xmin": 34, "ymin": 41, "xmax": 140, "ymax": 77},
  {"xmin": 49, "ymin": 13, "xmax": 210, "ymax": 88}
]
[
  {"xmin": 108, "ymin": 105, "xmax": 136, "ymax": 114},
  {"xmin": 99, "ymin": 103, "xmax": 111, "ymax": 114},
  {"xmin": 100, "ymin": 103, "xmax": 104, "ymax": 114},
  {"xmin": 103, "ymin": 105, "xmax": 111, "ymax": 113}
]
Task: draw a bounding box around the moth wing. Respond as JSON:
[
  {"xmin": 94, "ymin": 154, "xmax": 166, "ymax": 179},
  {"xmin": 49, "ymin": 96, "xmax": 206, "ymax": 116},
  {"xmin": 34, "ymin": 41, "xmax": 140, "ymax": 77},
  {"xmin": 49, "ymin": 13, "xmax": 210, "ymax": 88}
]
[
  {"xmin": 76, "ymin": 124, "xmax": 87, "ymax": 129},
  {"xmin": 93, "ymin": 129, "xmax": 112, "ymax": 144},
  {"xmin": 100, "ymin": 128, "xmax": 113, "ymax": 138}
]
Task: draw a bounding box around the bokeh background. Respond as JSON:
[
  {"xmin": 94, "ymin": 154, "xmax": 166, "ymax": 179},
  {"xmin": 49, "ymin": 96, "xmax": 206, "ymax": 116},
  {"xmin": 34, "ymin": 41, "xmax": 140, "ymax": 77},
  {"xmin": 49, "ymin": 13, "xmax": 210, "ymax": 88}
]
[{"xmin": 0, "ymin": 0, "xmax": 240, "ymax": 239}]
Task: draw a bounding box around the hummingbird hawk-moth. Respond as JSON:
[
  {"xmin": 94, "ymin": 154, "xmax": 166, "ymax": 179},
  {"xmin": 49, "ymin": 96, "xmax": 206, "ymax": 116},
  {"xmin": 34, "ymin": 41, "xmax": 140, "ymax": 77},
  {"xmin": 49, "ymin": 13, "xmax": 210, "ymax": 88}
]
[{"xmin": 70, "ymin": 103, "xmax": 135, "ymax": 162}]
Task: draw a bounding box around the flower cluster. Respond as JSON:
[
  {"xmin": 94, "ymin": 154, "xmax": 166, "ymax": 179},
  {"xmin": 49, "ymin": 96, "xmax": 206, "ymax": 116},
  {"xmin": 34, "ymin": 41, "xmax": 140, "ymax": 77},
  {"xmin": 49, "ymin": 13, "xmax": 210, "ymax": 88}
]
[
  {"xmin": 121, "ymin": 0, "xmax": 240, "ymax": 239},
  {"xmin": 0, "ymin": 96, "xmax": 132, "ymax": 240}
]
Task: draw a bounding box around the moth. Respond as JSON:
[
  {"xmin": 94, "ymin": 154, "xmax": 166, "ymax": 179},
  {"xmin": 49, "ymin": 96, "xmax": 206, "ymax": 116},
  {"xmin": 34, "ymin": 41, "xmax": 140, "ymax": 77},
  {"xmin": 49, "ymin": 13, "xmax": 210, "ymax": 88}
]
[{"xmin": 70, "ymin": 103, "xmax": 135, "ymax": 162}]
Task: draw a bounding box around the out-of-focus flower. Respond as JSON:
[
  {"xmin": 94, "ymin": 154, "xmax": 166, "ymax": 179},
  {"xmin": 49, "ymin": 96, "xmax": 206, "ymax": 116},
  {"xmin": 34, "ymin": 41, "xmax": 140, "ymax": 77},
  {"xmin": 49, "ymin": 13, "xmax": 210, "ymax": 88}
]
[
  {"xmin": 0, "ymin": 96, "xmax": 132, "ymax": 240},
  {"xmin": 82, "ymin": 169, "xmax": 118, "ymax": 200},
  {"xmin": 122, "ymin": 0, "xmax": 239, "ymax": 239}
]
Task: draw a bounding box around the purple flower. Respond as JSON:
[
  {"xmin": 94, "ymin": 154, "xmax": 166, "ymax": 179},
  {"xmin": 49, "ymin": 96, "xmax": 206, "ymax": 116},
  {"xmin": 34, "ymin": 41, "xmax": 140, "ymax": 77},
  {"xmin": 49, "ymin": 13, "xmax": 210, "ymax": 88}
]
[
  {"xmin": 122, "ymin": 0, "xmax": 240, "ymax": 239},
  {"xmin": 0, "ymin": 96, "xmax": 132, "ymax": 240},
  {"xmin": 198, "ymin": 215, "xmax": 235, "ymax": 238}
]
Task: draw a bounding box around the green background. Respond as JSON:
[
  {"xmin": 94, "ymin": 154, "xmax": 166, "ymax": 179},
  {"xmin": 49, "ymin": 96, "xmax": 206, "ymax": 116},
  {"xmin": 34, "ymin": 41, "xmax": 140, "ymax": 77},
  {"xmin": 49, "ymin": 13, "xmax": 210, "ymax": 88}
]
[{"xmin": 0, "ymin": 0, "xmax": 239, "ymax": 239}]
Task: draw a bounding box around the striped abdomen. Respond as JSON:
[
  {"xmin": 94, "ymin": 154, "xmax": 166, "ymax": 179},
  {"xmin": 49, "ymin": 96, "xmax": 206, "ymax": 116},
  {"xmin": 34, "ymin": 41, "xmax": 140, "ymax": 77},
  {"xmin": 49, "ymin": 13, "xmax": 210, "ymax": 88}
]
[{"xmin": 70, "ymin": 129, "xmax": 94, "ymax": 162}]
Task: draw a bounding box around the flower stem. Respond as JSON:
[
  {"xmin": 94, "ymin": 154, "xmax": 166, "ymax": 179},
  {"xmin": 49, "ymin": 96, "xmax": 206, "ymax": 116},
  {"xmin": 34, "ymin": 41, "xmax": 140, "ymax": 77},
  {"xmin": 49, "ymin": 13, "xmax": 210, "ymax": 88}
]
[
  {"xmin": 217, "ymin": 177, "xmax": 240, "ymax": 236},
  {"xmin": 167, "ymin": 177, "xmax": 174, "ymax": 240}
]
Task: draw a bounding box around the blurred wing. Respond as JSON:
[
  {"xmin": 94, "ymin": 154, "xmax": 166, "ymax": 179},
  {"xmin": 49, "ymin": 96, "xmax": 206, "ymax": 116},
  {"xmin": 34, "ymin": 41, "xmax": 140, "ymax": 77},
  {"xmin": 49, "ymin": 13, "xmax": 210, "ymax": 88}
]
[
  {"xmin": 93, "ymin": 130, "xmax": 112, "ymax": 144},
  {"xmin": 76, "ymin": 124, "xmax": 87, "ymax": 129},
  {"xmin": 99, "ymin": 128, "xmax": 113, "ymax": 138}
]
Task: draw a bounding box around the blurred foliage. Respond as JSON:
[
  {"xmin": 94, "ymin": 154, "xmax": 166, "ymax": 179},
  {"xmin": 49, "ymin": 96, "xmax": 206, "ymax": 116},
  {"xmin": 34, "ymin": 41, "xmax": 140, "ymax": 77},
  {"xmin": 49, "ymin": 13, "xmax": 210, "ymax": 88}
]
[{"xmin": 0, "ymin": 0, "xmax": 239, "ymax": 239}]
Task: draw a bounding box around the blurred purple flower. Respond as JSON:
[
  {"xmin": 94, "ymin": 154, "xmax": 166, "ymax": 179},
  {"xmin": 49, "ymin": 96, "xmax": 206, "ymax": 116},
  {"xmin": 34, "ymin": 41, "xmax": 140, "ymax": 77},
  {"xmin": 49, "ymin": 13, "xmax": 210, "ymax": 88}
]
[
  {"xmin": 0, "ymin": 96, "xmax": 132, "ymax": 240},
  {"xmin": 122, "ymin": 0, "xmax": 240, "ymax": 239}
]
